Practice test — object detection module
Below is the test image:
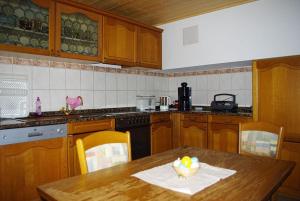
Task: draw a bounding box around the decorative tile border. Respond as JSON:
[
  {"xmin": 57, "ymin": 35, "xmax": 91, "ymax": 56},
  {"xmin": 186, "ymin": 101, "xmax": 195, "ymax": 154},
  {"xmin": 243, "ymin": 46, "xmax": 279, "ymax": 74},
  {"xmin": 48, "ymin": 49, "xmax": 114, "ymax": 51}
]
[{"xmin": 0, "ymin": 55, "xmax": 251, "ymax": 77}]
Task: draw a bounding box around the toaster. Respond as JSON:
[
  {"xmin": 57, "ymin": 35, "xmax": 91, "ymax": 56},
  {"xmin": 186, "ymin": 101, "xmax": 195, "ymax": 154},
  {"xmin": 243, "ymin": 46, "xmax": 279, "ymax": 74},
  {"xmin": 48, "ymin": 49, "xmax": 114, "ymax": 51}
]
[{"xmin": 211, "ymin": 93, "xmax": 238, "ymax": 113}]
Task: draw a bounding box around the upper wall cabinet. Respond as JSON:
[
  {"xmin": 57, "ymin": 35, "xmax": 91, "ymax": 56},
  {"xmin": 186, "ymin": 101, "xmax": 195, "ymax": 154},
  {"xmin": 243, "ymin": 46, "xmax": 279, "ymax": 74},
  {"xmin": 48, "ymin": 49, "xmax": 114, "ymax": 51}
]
[
  {"xmin": 0, "ymin": 0, "xmax": 55, "ymax": 55},
  {"xmin": 55, "ymin": 3, "xmax": 102, "ymax": 61},
  {"xmin": 138, "ymin": 27, "xmax": 162, "ymax": 69},
  {"xmin": 103, "ymin": 16, "xmax": 137, "ymax": 66}
]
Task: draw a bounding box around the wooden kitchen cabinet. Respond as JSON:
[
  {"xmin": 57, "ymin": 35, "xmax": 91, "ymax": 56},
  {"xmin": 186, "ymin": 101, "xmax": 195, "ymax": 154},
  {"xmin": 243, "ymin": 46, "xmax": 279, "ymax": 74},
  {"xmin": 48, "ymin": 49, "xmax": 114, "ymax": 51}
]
[
  {"xmin": 278, "ymin": 141, "xmax": 300, "ymax": 198},
  {"xmin": 0, "ymin": 0, "xmax": 55, "ymax": 56},
  {"xmin": 0, "ymin": 137, "xmax": 68, "ymax": 201},
  {"xmin": 208, "ymin": 123, "xmax": 239, "ymax": 153},
  {"xmin": 151, "ymin": 113, "xmax": 172, "ymax": 154},
  {"xmin": 55, "ymin": 2, "xmax": 102, "ymax": 61},
  {"xmin": 253, "ymin": 55, "xmax": 300, "ymax": 198},
  {"xmin": 103, "ymin": 16, "xmax": 137, "ymax": 66},
  {"xmin": 151, "ymin": 121, "xmax": 173, "ymax": 154},
  {"xmin": 207, "ymin": 115, "xmax": 251, "ymax": 153},
  {"xmin": 180, "ymin": 114, "xmax": 208, "ymax": 148},
  {"xmin": 138, "ymin": 27, "xmax": 162, "ymax": 69},
  {"xmin": 67, "ymin": 119, "xmax": 115, "ymax": 176}
]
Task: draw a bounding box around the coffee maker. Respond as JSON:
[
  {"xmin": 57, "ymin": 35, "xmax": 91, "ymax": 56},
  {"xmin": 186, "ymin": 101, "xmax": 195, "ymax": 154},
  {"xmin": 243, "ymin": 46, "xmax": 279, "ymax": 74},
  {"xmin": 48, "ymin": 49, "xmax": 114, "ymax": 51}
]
[{"xmin": 178, "ymin": 82, "xmax": 192, "ymax": 111}]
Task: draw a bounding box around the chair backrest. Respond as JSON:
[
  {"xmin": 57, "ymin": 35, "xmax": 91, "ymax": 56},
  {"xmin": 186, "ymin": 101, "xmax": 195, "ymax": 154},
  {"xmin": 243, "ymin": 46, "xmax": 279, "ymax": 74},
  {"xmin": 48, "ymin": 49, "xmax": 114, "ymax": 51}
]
[
  {"xmin": 239, "ymin": 122, "xmax": 284, "ymax": 159},
  {"xmin": 76, "ymin": 130, "xmax": 131, "ymax": 174}
]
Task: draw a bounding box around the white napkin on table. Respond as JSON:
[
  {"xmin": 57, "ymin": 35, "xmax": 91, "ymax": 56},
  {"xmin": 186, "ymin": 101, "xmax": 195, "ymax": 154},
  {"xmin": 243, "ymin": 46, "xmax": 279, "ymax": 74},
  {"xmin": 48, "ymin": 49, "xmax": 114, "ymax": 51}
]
[{"xmin": 132, "ymin": 162, "xmax": 236, "ymax": 195}]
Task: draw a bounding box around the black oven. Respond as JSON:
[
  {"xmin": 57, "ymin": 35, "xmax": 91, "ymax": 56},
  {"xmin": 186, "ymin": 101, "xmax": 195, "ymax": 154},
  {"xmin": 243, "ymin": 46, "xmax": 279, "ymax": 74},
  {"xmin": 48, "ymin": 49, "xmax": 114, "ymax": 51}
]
[{"xmin": 115, "ymin": 114, "xmax": 151, "ymax": 160}]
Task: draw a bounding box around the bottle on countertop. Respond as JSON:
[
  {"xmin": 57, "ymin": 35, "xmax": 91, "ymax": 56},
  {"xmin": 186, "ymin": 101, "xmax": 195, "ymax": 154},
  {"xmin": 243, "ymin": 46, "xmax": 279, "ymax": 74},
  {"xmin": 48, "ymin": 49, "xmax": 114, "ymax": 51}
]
[{"xmin": 35, "ymin": 97, "xmax": 42, "ymax": 116}]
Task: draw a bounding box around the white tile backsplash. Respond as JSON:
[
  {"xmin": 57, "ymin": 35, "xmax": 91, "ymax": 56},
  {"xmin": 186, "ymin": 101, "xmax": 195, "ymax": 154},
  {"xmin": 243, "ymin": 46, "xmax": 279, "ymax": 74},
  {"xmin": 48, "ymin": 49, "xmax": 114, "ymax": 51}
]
[
  {"xmin": 127, "ymin": 91, "xmax": 136, "ymax": 107},
  {"xmin": 117, "ymin": 74, "xmax": 128, "ymax": 91},
  {"xmin": 94, "ymin": 71, "xmax": 106, "ymax": 90},
  {"xmin": 94, "ymin": 91, "xmax": 106, "ymax": 108},
  {"xmin": 106, "ymin": 73, "xmax": 117, "ymax": 90},
  {"xmin": 106, "ymin": 90, "xmax": 117, "ymax": 108},
  {"xmin": 207, "ymin": 74, "xmax": 219, "ymax": 90},
  {"xmin": 50, "ymin": 90, "xmax": 66, "ymax": 111},
  {"xmin": 0, "ymin": 63, "xmax": 13, "ymax": 73},
  {"xmin": 50, "ymin": 68, "xmax": 65, "ymax": 89},
  {"xmin": 32, "ymin": 67, "xmax": 49, "ymax": 89},
  {"xmin": 80, "ymin": 70, "xmax": 94, "ymax": 90},
  {"xmin": 80, "ymin": 90, "xmax": 94, "ymax": 109},
  {"xmin": 117, "ymin": 91, "xmax": 127, "ymax": 107},
  {"xmin": 2, "ymin": 61, "xmax": 252, "ymax": 112},
  {"xmin": 127, "ymin": 74, "xmax": 137, "ymax": 90},
  {"xmin": 66, "ymin": 69, "xmax": 80, "ymax": 89},
  {"xmin": 136, "ymin": 75, "xmax": 146, "ymax": 91}
]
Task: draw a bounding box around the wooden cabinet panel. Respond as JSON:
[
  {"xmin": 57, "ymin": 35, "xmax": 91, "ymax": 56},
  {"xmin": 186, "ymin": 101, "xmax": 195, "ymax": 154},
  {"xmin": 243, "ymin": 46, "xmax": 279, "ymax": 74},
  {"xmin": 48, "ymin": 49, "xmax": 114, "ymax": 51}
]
[
  {"xmin": 151, "ymin": 121, "xmax": 173, "ymax": 154},
  {"xmin": 180, "ymin": 120, "xmax": 208, "ymax": 148},
  {"xmin": 0, "ymin": 137, "xmax": 68, "ymax": 201},
  {"xmin": 0, "ymin": 0, "xmax": 55, "ymax": 56},
  {"xmin": 278, "ymin": 142, "xmax": 300, "ymax": 198},
  {"xmin": 208, "ymin": 115, "xmax": 250, "ymax": 124},
  {"xmin": 253, "ymin": 56, "xmax": 300, "ymax": 141},
  {"xmin": 181, "ymin": 113, "xmax": 208, "ymax": 123},
  {"xmin": 103, "ymin": 16, "xmax": 137, "ymax": 66},
  {"xmin": 55, "ymin": 2, "xmax": 102, "ymax": 61},
  {"xmin": 68, "ymin": 119, "xmax": 115, "ymax": 134},
  {"xmin": 208, "ymin": 123, "xmax": 239, "ymax": 153},
  {"xmin": 171, "ymin": 113, "xmax": 181, "ymax": 148},
  {"xmin": 151, "ymin": 113, "xmax": 170, "ymax": 124},
  {"xmin": 67, "ymin": 119, "xmax": 115, "ymax": 176},
  {"xmin": 138, "ymin": 27, "xmax": 162, "ymax": 69}
]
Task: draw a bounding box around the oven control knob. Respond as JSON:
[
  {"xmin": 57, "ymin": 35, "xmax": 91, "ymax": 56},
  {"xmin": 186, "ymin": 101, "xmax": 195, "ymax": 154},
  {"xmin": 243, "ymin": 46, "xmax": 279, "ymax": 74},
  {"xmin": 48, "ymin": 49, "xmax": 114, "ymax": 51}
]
[{"xmin": 2, "ymin": 135, "xmax": 7, "ymax": 140}]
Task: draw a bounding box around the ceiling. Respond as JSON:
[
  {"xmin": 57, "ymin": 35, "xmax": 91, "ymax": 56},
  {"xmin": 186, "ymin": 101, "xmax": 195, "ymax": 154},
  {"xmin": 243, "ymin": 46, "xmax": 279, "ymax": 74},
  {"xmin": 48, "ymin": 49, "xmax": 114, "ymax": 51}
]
[{"xmin": 74, "ymin": 0, "xmax": 256, "ymax": 25}]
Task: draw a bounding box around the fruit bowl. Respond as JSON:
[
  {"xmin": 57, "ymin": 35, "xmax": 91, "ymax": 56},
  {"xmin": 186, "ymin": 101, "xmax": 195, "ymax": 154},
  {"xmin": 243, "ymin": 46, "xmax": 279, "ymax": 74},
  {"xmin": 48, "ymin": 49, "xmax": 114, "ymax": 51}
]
[
  {"xmin": 173, "ymin": 165, "xmax": 199, "ymax": 177},
  {"xmin": 172, "ymin": 156, "xmax": 200, "ymax": 177}
]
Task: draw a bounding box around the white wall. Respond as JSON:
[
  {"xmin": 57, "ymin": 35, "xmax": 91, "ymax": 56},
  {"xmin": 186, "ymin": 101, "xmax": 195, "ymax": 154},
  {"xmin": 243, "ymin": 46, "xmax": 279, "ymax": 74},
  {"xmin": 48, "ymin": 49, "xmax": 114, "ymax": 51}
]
[{"xmin": 159, "ymin": 0, "xmax": 300, "ymax": 70}]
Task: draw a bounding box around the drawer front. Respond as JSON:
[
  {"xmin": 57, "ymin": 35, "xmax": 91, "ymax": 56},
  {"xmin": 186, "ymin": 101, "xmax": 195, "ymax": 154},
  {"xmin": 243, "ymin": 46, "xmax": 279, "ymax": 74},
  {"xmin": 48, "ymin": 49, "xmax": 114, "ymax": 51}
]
[
  {"xmin": 180, "ymin": 113, "xmax": 208, "ymax": 123},
  {"xmin": 208, "ymin": 115, "xmax": 251, "ymax": 124},
  {"xmin": 68, "ymin": 119, "xmax": 115, "ymax": 134},
  {"xmin": 151, "ymin": 113, "xmax": 170, "ymax": 123}
]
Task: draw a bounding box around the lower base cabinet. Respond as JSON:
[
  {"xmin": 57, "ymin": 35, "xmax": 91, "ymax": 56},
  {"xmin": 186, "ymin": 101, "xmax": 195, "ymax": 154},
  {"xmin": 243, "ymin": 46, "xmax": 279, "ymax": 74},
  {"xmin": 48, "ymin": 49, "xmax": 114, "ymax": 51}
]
[
  {"xmin": 208, "ymin": 123, "xmax": 239, "ymax": 153},
  {"xmin": 151, "ymin": 121, "xmax": 173, "ymax": 154},
  {"xmin": 279, "ymin": 141, "xmax": 300, "ymax": 198},
  {"xmin": 180, "ymin": 121, "xmax": 208, "ymax": 148},
  {"xmin": 67, "ymin": 119, "xmax": 115, "ymax": 176},
  {"xmin": 0, "ymin": 137, "xmax": 68, "ymax": 201}
]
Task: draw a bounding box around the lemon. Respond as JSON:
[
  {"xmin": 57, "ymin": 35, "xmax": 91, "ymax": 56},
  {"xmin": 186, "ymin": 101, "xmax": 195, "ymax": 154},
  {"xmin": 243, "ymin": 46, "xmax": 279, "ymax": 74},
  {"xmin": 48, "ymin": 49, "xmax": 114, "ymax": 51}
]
[{"xmin": 181, "ymin": 156, "xmax": 192, "ymax": 168}]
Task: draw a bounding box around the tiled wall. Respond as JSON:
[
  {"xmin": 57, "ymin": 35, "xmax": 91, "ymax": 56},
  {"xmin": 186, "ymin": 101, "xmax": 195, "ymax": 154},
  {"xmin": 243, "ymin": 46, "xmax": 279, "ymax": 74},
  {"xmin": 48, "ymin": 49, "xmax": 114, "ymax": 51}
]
[
  {"xmin": 168, "ymin": 71, "xmax": 252, "ymax": 106},
  {"xmin": 0, "ymin": 56, "xmax": 252, "ymax": 112}
]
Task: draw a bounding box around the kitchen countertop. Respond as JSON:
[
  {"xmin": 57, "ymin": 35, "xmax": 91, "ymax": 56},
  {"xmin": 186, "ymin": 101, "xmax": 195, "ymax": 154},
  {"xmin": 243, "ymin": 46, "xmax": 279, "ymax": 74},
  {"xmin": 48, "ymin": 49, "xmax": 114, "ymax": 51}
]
[{"xmin": 0, "ymin": 108, "xmax": 252, "ymax": 130}]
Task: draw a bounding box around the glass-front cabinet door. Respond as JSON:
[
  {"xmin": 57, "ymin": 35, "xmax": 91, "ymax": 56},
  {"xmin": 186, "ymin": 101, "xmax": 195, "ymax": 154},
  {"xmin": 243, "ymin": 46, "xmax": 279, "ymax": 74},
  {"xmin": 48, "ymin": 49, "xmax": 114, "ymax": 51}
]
[
  {"xmin": 55, "ymin": 3, "xmax": 102, "ymax": 61},
  {"xmin": 0, "ymin": 0, "xmax": 55, "ymax": 55}
]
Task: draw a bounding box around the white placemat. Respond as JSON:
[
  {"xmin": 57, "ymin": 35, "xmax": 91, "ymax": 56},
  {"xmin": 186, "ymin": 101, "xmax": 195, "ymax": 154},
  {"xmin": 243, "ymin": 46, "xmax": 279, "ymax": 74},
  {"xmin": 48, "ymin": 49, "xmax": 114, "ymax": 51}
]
[{"xmin": 132, "ymin": 162, "xmax": 236, "ymax": 195}]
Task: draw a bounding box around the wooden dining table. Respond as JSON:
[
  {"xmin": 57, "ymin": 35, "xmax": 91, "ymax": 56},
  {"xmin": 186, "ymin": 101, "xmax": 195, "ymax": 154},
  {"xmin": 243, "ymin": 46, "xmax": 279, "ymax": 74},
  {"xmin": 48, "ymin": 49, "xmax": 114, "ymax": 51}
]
[{"xmin": 37, "ymin": 147, "xmax": 295, "ymax": 201}]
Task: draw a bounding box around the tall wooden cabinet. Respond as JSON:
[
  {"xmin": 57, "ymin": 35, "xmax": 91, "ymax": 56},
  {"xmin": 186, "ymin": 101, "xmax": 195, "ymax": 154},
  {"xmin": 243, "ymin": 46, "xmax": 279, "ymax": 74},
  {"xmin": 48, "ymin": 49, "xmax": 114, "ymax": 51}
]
[
  {"xmin": 138, "ymin": 27, "xmax": 162, "ymax": 68},
  {"xmin": 151, "ymin": 113, "xmax": 173, "ymax": 154},
  {"xmin": 103, "ymin": 16, "xmax": 137, "ymax": 66},
  {"xmin": 180, "ymin": 114, "xmax": 208, "ymax": 148},
  {"xmin": 253, "ymin": 55, "xmax": 300, "ymax": 198},
  {"xmin": 0, "ymin": 137, "xmax": 68, "ymax": 201}
]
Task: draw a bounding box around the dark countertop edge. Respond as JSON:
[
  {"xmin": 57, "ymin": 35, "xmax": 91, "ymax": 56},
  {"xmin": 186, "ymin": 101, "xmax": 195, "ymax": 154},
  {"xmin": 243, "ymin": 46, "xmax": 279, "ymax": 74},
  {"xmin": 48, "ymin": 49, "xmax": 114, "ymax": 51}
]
[{"xmin": 0, "ymin": 110, "xmax": 252, "ymax": 130}]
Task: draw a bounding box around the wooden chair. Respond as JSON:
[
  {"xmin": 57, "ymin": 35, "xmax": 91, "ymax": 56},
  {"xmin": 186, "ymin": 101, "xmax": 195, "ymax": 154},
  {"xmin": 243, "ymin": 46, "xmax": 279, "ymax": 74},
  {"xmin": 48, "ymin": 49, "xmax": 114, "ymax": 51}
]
[
  {"xmin": 76, "ymin": 131, "xmax": 131, "ymax": 174},
  {"xmin": 239, "ymin": 122, "xmax": 284, "ymax": 159}
]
